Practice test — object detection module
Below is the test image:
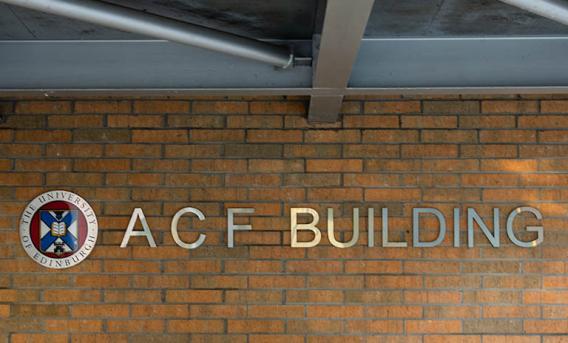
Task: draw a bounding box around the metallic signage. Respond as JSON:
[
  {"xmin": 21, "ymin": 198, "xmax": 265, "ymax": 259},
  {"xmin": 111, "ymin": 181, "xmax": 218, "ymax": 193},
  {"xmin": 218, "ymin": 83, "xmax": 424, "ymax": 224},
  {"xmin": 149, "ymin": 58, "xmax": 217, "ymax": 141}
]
[
  {"xmin": 19, "ymin": 191, "xmax": 544, "ymax": 269},
  {"xmin": 120, "ymin": 206, "xmax": 543, "ymax": 249}
]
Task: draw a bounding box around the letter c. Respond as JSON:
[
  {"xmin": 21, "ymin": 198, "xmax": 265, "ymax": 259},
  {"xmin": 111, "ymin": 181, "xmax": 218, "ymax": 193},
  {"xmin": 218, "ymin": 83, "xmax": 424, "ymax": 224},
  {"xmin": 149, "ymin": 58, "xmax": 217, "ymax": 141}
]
[{"xmin": 171, "ymin": 207, "xmax": 206, "ymax": 250}]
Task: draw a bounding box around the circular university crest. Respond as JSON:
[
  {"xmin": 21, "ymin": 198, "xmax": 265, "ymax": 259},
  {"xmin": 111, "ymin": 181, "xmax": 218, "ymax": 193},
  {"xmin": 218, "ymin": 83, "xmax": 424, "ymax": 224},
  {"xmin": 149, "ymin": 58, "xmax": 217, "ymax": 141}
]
[{"xmin": 19, "ymin": 190, "xmax": 98, "ymax": 269}]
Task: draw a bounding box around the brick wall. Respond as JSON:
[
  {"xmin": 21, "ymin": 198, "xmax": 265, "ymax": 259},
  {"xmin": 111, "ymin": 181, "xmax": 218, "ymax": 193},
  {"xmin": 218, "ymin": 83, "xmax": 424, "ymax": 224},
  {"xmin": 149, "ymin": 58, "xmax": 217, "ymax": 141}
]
[{"xmin": 0, "ymin": 96, "xmax": 567, "ymax": 342}]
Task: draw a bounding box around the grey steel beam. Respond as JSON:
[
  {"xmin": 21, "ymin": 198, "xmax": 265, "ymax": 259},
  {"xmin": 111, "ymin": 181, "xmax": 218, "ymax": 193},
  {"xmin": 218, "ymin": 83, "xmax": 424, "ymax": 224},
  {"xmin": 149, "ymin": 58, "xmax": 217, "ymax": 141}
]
[
  {"xmin": 6, "ymin": 86, "xmax": 568, "ymax": 99},
  {"xmin": 2, "ymin": 38, "xmax": 568, "ymax": 97},
  {"xmin": 0, "ymin": 40, "xmax": 311, "ymax": 90},
  {"xmin": 0, "ymin": 0, "xmax": 294, "ymax": 68},
  {"xmin": 308, "ymin": 0, "xmax": 375, "ymax": 122},
  {"xmin": 350, "ymin": 37, "xmax": 568, "ymax": 88},
  {"xmin": 308, "ymin": 95, "xmax": 345, "ymax": 122},
  {"xmin": 499, "ymin": 0, "xmax": 568, "ymax": 26}
]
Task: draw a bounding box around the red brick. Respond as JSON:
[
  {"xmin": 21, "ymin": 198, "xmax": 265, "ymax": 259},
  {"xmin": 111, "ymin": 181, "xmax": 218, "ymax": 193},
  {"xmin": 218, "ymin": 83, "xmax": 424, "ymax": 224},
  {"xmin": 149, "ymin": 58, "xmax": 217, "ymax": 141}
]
[
  {"xmin": 483, "ymin": 306, "xmax": 540, "ymax": 319},
  {"xmin": 166, "ymin": 290, "xmax": 223, "ymax": 303},
  {"xmin": 250, "ymin": 101, "xmax": 305, "ymax": 114},
  {"xmin": 364, "ymin": 101, "xmax": 420, "ymax": 114},
  {"xmin": 167, "ymin": 320, "xmax": 224, "ymax": 333},
  {"xmin": 406, "ymin": 320, "xmax": 461, "ymax": 333},
  {"xmin": 193, "ymin": 101, "xmax": 248, "ymax": 114},
  {"xmin": 225, "ymin": 261, "xmax": 281, "ymax": 273},
  {"xmin": 76, "ymin": 334, "xmax": 123, "ymax": 343},
  {"xmin": 106, "ymin": 144, "xmax": 162, "ymax": 158},
  {"xmin": 541, "ymin": 100, "xmax": 568, "ymax": 113},
  {"xmin": 45, "ymin": 319, "xmax": 103, "ymax": 332},
  {"xmin": 247, "ymin": 129, "xmax": 303, "ymax": 143},
  {"xmin": 423, "ymin": 101, "xmax": 479, "ymax": 114},
  {"xmin": 524, "ymin": 320, "xmax": 568, "ymax": 334},
  {"xmin": 47, "ymin": 144, "xmax": 103, "ymax": 157},
  {"xmin": 250, "ymin": 335, "xmax": 304, "ymax": 343},
  {"xmin": 362, "ymin": 129, "xmax": 419, "ymax": 143},
  {"xmin": 460, "ymin": 115, "xmax": 516, "ymax": 128},
  {"xmin": 132, "ymin": 129, "xmax": 188, "ymax": 143},
  {"xmin": 365, "ymin": 188, "xmax": 421, "ymax": 201},
  {"xmin": 286, "ymin": 261, "xmax": 343, "ymax": 274},
  {"xmin": 539, "ymin": 130, "xmax": 568, "ymax": 143},
  {"xmin": 74, "ymin": 159, "xmax": 130, "ymax": 172},
  {"xmin": 344, "ymin": 144, "xmax": 400, "ymax": 158},
  {"xmin": 461, "ymin": 144, "xmax": 517, "ymax": 158},
  {"xmin": 192, "ymin": 159, "xmax": 247, "ymax": 172},
  {"xmin": 108, "ymin": 115, "xmax": 163, "ymax": 128},
  {"xmin": 12, "ymin": 334, "xmax": 68, "ymax": 343},
  {"xmin": 345, "ymin": 261, "xmax": 402, "ymax": 274},
  {"xmin": 402, "ymin": 144, "xmax": 458, "ymax": 158},
  {"xmin": 402, "ymin": 115, "xmax": 457, "ymax": 128},
  {"xmin": 228, "ymin": 320, "xmax": 285, "ymax": 333},
  {"xmin": 519, "ymin": 115, "xmax": 568, "ymax": 128},
  {"xmin": 15, "ymin": 130, "xmax": 71, "ymax": 142},
  {"xmin": 483, "ymin": 337, "xmax": 539, "ymax": 343},
  {"xmin": 424, "ymin": 306, "xmax": 480, "ymax": 319},
  {"xmin": 168, "ymin": 114, "xmax": 224, "ymax": 128},
  {"xmin": 524, "ymin": 290, "xmax": 568, "ymax": 304},
  {"xmin": 284, "ymin": 144, "xmax": 341, "ymax": 158},
  {"xmin": 424, "ymin": 336, "xmax": 480, "ymax": 343},
  {"xmin": 190, "ymin": 129, "xmax": 245, "ymax": 142},
  {"xmin": 344, "ymin": 115, "xmax": 399, "ymax": 128},
  {"xmin": 71, "ymin": 305, "xmax": 129, "ymax": 318},
  {"xmin": 132, "ymin": 304, "xmax": 189, "ymax": 318},
  {"xmin": 306, "ymin": 159, "xmax": 362, "ymax": 172},
  {"xmin": 75, "ymin": 100, "xmax": 131, "ymax": 113},
  {"xmin": 481, "ymin": 100, "xmax": 538, "ymax": 113},
  {"xmin": 305, "ymin": 130, "xmax": 361, "ymax": 143},
  {"xmin": 228, "ymin": 115, "xmax": 282, "ymax": 128},
  {"xmin": 48, "ymin": 115, "xmax": 103, "ymax": 128},
  {"xmin": 74, "ymin": 129, "xmax": 130, "ymax": 142},
  {"xmin": 308, "ymin": 188, "xmax": 362, "ymax": 201},
  {"xmin": 343, "ymin": 173, "xmax": 400, "ymax": 187},
  {"xmin": 249, "ymin": 276, "xmax": 305, "ymax": 288},
  {"xmin": 15, "ymin": 101, "xmax": 71, "ymax": 114},
  {"xmin": 107, "ymin": 320, "xmax": 164, "ymax": 333},
  {"xmin": 225, "ymin": 174, "xmax": 279, "ymax": 187},
  {"xmin": 134, "ymin": 100, "xmax": 189, "ymax": 113}
]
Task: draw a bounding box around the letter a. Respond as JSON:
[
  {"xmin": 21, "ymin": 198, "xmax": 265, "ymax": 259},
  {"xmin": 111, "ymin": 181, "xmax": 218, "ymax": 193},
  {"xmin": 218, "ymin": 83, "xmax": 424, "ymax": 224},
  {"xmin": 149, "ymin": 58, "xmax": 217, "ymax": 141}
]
[{"xmin": 120, "ymin": 208, "xmax": 157, "ymax": 248}]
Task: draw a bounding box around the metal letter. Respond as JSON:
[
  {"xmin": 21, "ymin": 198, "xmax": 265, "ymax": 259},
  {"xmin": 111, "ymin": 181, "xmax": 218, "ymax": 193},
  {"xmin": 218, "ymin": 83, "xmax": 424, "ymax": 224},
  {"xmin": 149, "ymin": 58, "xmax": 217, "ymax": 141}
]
[
  {"xmin": 453, "ymin": 208, "xmax": 461, "ymax": 247},
  {"xmin": 327, "ymin": 208, "xmax": 360, "ymax": 248},
  {"xmin": 506, "ymin": 207, "xmax": 544, "ymax": 248},
  {"xmin": 413, "ymin": 208, "xmax": 446, "ymax": 248},
  {"xmin": 368, "ymin": 208, "xmax": 374, "ymax": 247},
  {"xmin": 290, "ymin": 208, "xmax": 321, "ymax": 248},
  {"xmin": 171, "ymin": 207, "xmax": 206, "ymax": 250},
  {"xmin": 120, "ymin": 208, "xmax": 156, "ymax": 248},
  {"xmin": 227, "ymin": 208, "xmax": 254, "ymax": 248},
  {"xmin": 382, "ymin": 208, "xmax": 408, "ymax": 248},
  {"xmin": 467, "ymin": 208, "xmax": 500, "ymax": 248}
]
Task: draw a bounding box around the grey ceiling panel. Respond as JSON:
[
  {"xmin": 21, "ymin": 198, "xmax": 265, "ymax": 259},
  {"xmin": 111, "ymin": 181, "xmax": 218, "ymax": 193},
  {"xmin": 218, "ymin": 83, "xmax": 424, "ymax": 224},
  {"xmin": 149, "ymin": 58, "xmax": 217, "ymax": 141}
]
[
  {"xmin": 0, "ymin": 0, "xmax": 318, "ymax": 40},
  {"xmin": 0, "ymin": 4, "xmax": 37, "ymax": 39},
  {"xmin": 366, "ymin": 0, "xmax": 568, "ymax": 37},
  {"xmin": 2, "ymin": 0, "xmax": 568, "ymax": 40},
  {"xmin": 101, "ymin": 0, "xmax": 318, "ymax": 39},
  {"xmin": 0, "ymin": 5, "xmax": 141, "ymax": 39}
]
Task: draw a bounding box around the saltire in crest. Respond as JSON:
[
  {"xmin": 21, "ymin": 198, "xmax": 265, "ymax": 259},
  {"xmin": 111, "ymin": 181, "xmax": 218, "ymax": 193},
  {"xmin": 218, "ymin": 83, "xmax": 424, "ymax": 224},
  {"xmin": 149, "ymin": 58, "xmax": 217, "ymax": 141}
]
[{"xmin": 40, "ymin": 210, "xmax": 79, "ymax": 254}]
